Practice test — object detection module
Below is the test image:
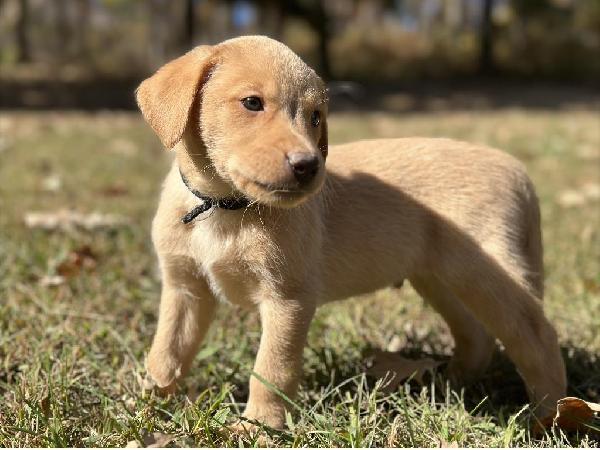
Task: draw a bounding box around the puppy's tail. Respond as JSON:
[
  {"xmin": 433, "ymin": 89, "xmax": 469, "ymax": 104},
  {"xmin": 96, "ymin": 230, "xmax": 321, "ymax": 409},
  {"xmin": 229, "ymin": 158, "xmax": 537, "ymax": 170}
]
[{"xmin": 522, "ymin": 180, "xmax": 544, "ymax": 300}]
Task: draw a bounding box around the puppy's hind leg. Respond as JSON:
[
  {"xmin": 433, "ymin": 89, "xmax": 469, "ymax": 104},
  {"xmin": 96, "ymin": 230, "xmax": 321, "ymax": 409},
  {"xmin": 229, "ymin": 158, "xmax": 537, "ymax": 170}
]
[
  {"xmin": 147, "ymin": 256, "xmax": 218, "ymax": 393},
  {"xmin": 438, "ymin": 245, "xmax": 566, "ymax": 417},
  {"xmin": 410, "ymin": 275, "xmax": 496, "ymax": 384}
]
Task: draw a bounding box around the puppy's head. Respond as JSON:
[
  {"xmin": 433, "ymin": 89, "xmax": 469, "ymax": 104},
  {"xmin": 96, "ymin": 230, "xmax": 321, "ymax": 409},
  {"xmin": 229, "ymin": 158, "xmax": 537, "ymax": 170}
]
[{"xmin": 136, "ymin": 36, "xmax": 328, "ymax": 208}]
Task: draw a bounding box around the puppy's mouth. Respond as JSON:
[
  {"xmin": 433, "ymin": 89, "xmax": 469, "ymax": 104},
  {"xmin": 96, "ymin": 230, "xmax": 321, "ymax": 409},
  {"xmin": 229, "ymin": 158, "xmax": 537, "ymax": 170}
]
[
  {"xmin": 230, "ymin": 173, "xmax": 318, "ymax": 207},
  {"xmin": 252, "ymin": 179, "xmax": 300, "ymax": 193}
]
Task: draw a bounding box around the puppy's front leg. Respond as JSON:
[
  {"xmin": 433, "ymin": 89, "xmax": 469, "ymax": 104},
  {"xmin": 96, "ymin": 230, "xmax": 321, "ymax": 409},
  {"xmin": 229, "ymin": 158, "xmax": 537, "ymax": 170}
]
[
  {"xmin": 242, "ymin": 298, "xmax": 316, "ymax": 429},
  {"xmin": 147, "ymin": 261, "xmax": 217, "ymax": 393}
]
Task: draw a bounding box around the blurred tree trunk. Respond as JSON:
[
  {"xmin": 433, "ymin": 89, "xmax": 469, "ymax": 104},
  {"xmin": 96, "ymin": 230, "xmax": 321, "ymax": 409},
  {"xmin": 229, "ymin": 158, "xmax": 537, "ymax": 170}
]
[
  {"xmin": 314, "ymin": 1, "xmax": 331, "ymax": 80},
  {"xmin": 444, "ymin": 0, "xmax": 464, "ymax": 31},
  {"xmin": 258, "ymin": 0, "xmax": 285, "ymax": 38},
  {"xmin": 148, "ymin": 0, "xmax": 169, "ymax": 66},
  {"xmin": 55, "ymin": 0, "xmax": 71, "ymax": 63},
  {"xmin": 284, "ymin": 0, "xmax": 332, "ymax": 80},
  {"xmin": 74, "ymin": 0, "xmax": 91, "ymax": 61},
  {"xmin": 480, "ymin": 0, "xmax": 495, "ymax": 74},
  {"xmin": 182, "ymin": 0, "xmax": 195, "ymax": 50},
  {"xmin": 16, "ymin": 0, "xmax": 31, "ymax": 63},
  {"xmin": 355, "ymin": 0, "xmax": 384, "ymax": 24}
]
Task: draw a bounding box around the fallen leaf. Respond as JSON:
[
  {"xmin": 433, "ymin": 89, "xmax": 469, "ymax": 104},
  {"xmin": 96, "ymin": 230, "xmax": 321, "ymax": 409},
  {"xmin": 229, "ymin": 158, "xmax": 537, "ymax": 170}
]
[
  {"xmin": 125, "ymin": 432, "xmax": 175, "ymax": 448},
  {"xmin": 40, "ymin": 393, "xmax": 51, "ymax": 417},
  {"xmin": 24, "ymin": 209, "xmax": 129, "ymax": 231},
  {"xmin": 535, "ymin": 396, "xmax": 600, "ymax": 436},
  {"xmin": 56, "ymin": 245, "xmax": 97, "ymax": 277},
  {"xmin": 367, "ymin": 350, "xmax": 442, "ymax": 393},
  {"xmin": 144, "ymin": 432, "xmax": 175, "ymax": 448},
  {"xmin": 583, "ymin": 278, "xmax": 600, "ymax": 294},
  {"xmin": 99, "ymin": 184, "xmax": 129, "ymax": 197},
  {"xmin": 555, "ymin": 397, "xmax": 599, "ymax": 431},
  {"xmin": 39, "ymin": 275, "xmax": 66, "ymax": 287}
]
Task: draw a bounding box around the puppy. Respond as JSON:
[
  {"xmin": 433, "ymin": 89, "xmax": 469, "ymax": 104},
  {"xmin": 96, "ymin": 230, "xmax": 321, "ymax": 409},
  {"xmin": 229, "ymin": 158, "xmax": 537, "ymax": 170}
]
[{"xmin": 136, "ymin": 36, "xmax": 566, "ymax": 429}]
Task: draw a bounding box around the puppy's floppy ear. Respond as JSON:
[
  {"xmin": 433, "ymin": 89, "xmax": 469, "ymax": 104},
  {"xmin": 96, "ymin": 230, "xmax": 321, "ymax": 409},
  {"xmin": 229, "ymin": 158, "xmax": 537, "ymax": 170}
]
[{"xmin": 136, "ymin": 46, "xmax": 215, "ymax": 149}]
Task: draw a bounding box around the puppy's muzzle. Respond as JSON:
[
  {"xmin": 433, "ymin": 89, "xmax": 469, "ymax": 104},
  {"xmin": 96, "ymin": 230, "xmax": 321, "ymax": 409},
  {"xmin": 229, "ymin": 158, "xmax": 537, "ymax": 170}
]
[{"xmin": 287, "ymin": 152, "xmax": 320, "ymax": 185}]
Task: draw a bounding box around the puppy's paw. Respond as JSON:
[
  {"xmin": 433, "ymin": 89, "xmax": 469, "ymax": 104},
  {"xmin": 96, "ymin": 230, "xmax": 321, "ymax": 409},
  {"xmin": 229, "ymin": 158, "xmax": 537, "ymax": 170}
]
[
  {"xmin": 141, "ymin": 373, "xmax": 178, "ymax": 396},
  {"xmin": 226, "ymin": 420, "xmax": 259, "ymax": 436},
  {"xmin": 223, "ymin": 420, "xmax": 271, "ymax": 446},
  {"xmin": 242, "ymin": 404, "xmax": 286, "ymax": 431},
  {"xmin": 145, "ymin": 350, "xmax": 182, "ymax": 395}
]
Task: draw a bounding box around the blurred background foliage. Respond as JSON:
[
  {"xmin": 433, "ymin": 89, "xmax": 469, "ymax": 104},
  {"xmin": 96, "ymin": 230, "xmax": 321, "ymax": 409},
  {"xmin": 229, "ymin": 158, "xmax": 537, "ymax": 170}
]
[
  {"xmin": 0, "ymin": 2, "xmax": 599, "ymax": 446},
  {"xmin": 0, "ymin": 0, "xmax": 599, "ymax": 108}
]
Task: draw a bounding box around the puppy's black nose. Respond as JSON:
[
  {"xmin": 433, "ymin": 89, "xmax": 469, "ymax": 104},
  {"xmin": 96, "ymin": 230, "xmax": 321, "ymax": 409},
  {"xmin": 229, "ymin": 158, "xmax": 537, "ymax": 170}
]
[{"xmin": 288, "ymin": 152, "xmax": 319, "ymax": 184}]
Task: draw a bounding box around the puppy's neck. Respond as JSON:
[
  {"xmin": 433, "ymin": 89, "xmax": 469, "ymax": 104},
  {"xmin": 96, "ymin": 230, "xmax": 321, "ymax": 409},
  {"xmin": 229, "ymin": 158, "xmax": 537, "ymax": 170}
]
[{"xmin": 174, "ymin": 134, "xmax": 236, "ymax": 199}]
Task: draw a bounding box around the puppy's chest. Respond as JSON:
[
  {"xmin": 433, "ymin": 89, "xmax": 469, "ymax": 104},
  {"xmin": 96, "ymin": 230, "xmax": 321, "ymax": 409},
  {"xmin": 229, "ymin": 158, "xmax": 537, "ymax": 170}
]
[{"xmin": 190, "ymin": 224, "xmax": 276, "ymax": 306}]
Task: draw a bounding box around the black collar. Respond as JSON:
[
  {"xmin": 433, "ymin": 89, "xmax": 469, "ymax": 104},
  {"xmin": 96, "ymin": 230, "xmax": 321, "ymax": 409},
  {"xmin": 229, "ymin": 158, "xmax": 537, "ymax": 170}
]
[{"xmin": 179, "ymin": 169, "xmax": 250, "ymax": 224}]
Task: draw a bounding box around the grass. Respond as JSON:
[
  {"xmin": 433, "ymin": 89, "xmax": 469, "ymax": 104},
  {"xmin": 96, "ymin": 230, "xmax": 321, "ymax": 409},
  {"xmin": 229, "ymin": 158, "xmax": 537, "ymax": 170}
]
[{"xmin": 0, "ymin": 105, "xmax": 598, "ymax": 447}]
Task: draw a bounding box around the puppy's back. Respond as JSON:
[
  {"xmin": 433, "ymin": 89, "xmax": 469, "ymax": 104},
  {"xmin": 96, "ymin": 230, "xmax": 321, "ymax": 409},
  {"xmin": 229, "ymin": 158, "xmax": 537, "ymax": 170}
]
[
  {"xmin": 325, "ymin": 138, "xmax": 536, "ymax": 230},
  {"xmin": 318, "ymin": 138, "xmax": 540, "ymax": 299}
]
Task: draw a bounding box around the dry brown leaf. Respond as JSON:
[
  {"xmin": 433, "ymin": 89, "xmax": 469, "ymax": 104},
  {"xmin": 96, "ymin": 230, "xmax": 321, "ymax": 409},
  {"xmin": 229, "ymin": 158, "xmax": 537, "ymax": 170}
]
[
  {"xmin": 583, "ymin": 278, "xmax": 600, "ymax": 294},
  {"xmin": 39, "ymin": 393, "xmax": 51, "ymax": 417},
  {"xmin": 367, "ymin": 350, "xmax": 441, "ymax": 393},
  {"xmin": 24, "ymin": 209, "xmax": 129, "ymax": 231},
  {"xmin": 126, "ymin": 432, "xmax": 175, "ymax": 448},
  {"xmin": 535, "ymin": 396, "xmax": 600, "ymax": 436},
  {"xmin": 56, "ymin": 245, "xmax": 97, "ymax": 278},
  {"xmin": 555, "ymin": 397, "xmax": 600, "ymax": 431},
  {"xmin": 145, "ymin": 432, "xmax": 175, "ymax": 448},
  {"xmin": 99, "ymin": 184, "xmax": 129, "ymax": 197}
]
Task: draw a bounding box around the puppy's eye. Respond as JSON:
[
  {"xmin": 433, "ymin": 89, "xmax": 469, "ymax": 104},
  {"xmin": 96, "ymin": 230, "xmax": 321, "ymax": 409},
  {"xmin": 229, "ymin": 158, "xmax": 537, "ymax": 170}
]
[
  {"xmin": 241, "ymin": 96, "xmax": 263, "ymax": 111},
  {"xmin": 311, "ymin": 110, "xmax": 321, "ymax": 127}
]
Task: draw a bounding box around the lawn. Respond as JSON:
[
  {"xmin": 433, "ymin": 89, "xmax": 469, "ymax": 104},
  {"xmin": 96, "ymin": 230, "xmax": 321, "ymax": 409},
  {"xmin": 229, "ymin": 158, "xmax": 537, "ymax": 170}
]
[{"xmin": 0, "ymin": 104, "xmax": 598, "ymax": 447}]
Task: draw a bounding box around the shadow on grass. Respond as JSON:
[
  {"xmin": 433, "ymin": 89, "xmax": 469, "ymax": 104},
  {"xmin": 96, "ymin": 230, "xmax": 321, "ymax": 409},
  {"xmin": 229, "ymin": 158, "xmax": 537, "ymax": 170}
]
[{"xmin": 301, "ymin": 340, "xmax": 599, "ymax": 420}]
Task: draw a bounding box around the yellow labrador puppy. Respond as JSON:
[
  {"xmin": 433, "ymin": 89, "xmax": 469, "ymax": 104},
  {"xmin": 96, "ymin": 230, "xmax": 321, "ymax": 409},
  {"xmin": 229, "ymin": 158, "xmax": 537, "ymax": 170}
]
[{"xmin": 136, "ymin": 35, "xmax": 566, "ymax": 429}]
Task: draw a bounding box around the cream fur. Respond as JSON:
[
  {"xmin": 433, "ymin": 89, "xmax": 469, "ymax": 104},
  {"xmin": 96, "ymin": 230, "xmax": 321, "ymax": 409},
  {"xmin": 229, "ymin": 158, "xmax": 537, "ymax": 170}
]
[{"xmin": 136, "ymin": 35, "xmax": 566, "ymax": 430}]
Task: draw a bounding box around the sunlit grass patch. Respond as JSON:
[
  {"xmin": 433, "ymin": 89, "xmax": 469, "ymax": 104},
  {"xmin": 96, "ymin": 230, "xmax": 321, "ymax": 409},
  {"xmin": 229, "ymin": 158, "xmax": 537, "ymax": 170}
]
[{"xmin": 0, "ymin": 108, "xmax": 598, "ymax": 446}]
